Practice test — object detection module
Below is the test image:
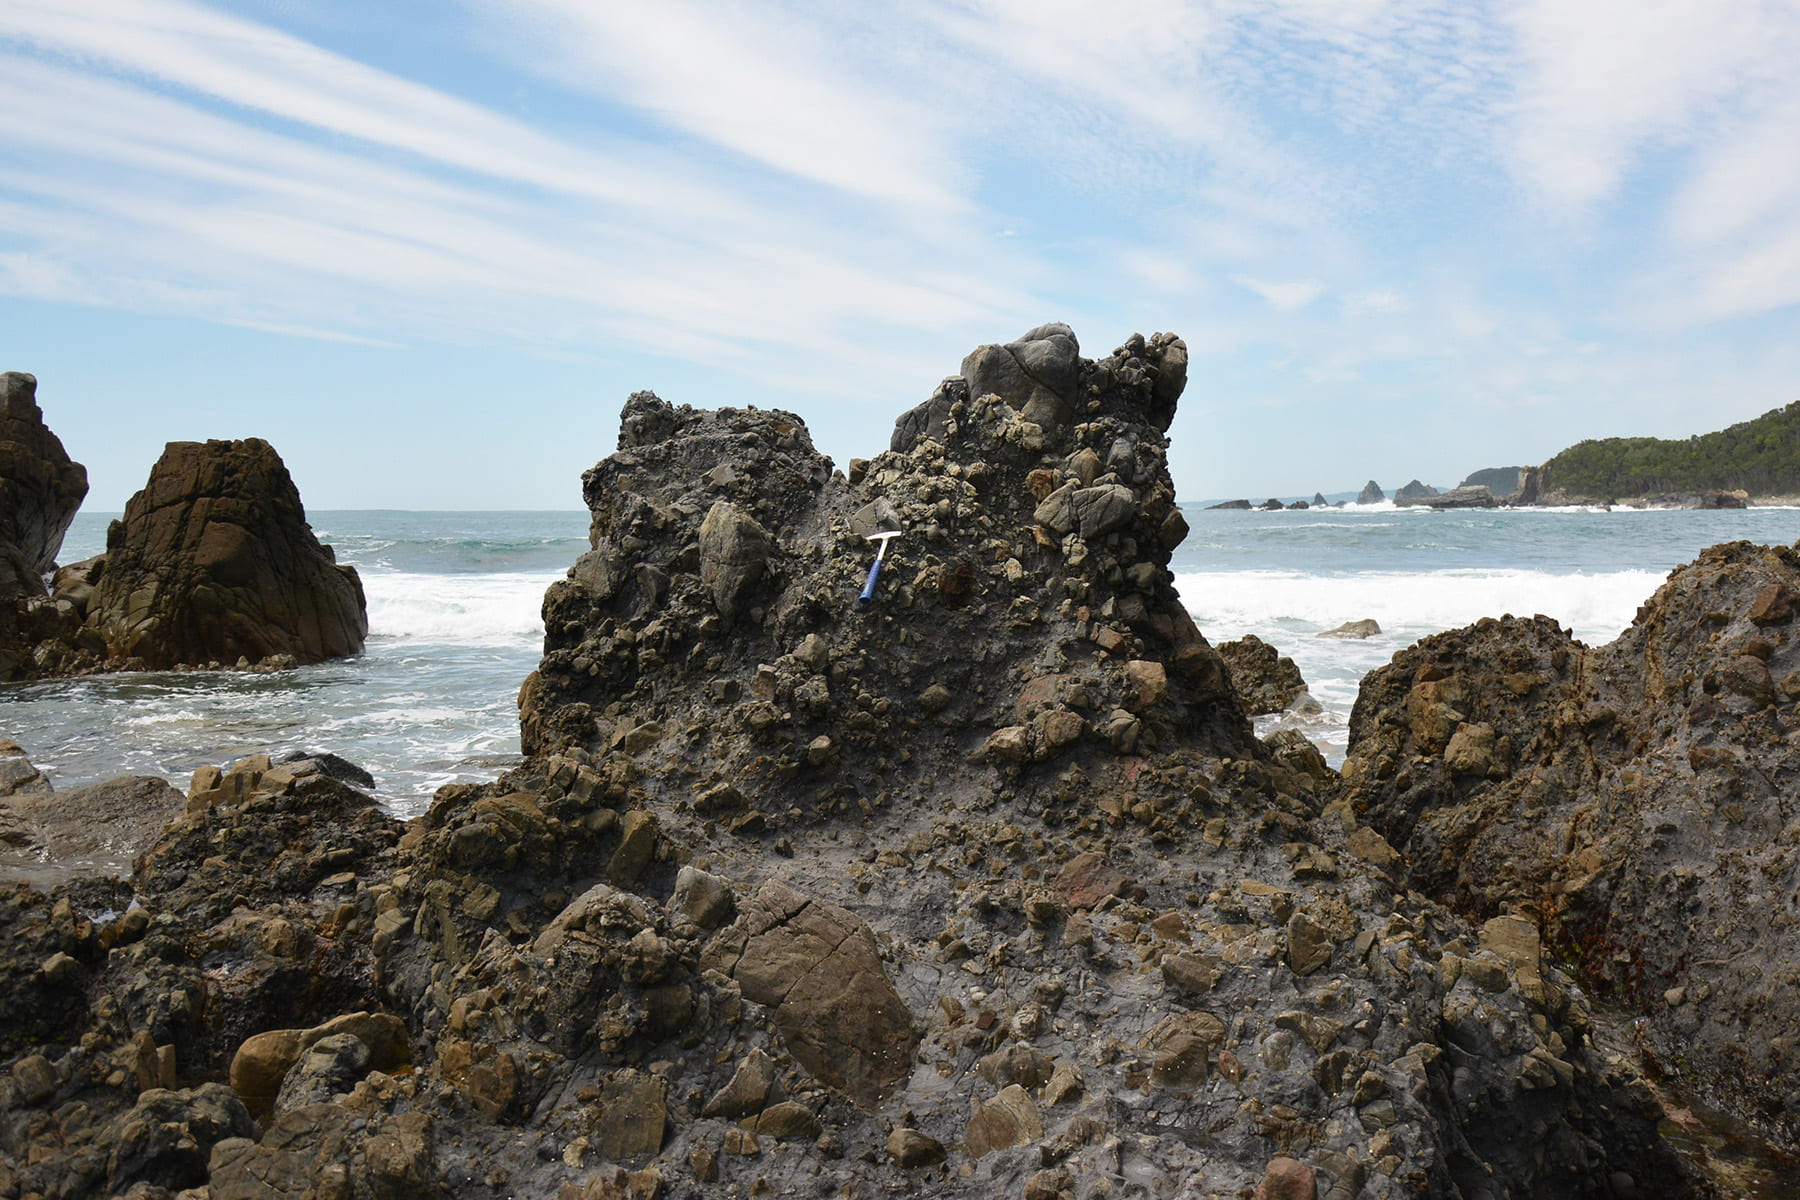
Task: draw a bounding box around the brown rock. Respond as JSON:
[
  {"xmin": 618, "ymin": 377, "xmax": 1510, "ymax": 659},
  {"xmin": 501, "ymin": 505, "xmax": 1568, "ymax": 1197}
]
[
  {"xmin": 1053, "ymin": 851, "xmax": 1127, "ymax": 910},
  {"xmin": 593, "ymin": 1069, "xmax": 668, "ymax": 1163},
  {"xmin": 701, "ymin": 1047, "xmax": 778, "ymax": 1118},
  {"xmin": 704, "ymin": 882, "xmax": 917, "ymax": 1110},
  {"xmin": 697, "ymin": 500, "xmax": 773, "ymax": 620},
  {"xmin": 964, "ymin": 1084, "xmax": 1042, "ymax": 1157},
  {"xmin": 1122, "ymin": 660, "xmax": 1168, "ymax": 712},
  {"xmin": 887, "ymin": 1127, "xmax": 946, "ymax": 1168},
  {"xmin": 229, "ymin": 1029, "xmax": 304, "ymax": 1118},
  {"xmin": 1255, "ymin": 1156, "xmax": 1317, "ymax": 1200},
  {"xmin": 89, "ymin": 438, "xmax": 365, "ymax": 668}
]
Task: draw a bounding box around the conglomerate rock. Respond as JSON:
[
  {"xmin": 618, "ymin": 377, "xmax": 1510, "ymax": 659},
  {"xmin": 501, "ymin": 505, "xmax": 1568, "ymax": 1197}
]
[
  {"xmin": 0, "ymin": 328, "xmax": 1715, "ymax": 1198},
  {"xmin": 87, "ymin": 437, "xmax": 366, "ymax": 669},
  {"xmin": 1342, "ymin": 539, "xmax": 1800, "ymax": 1155}
]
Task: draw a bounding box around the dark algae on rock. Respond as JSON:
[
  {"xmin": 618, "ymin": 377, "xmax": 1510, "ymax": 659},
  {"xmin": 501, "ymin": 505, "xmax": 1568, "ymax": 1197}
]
[{"xmin": 0, "ymin": 326, "xmax": 1731, "ymax": 1198}]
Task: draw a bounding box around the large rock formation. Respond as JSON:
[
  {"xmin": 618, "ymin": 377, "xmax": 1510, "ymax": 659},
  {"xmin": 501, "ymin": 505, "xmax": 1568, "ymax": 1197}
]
[
  {"xmin": 0, "ymin": 372, "xmax": 88, "ymax": 679},
  {"xmin": 1341, "ymin": 540, "xmax": 1800, "ymax": 1154},
  {"xmin": 1392, "ymin": 479, "xmax": 1438, "ymax": 503},
  {"xmin": 1356, "ymin": 480, "xmax": 1384, "ymax": 504},
  {"xmin": 87, "ymin": 438, "xmax": 366, "ymax": 669},
  {"xmin": 0, "ymin": 328, "xmax": 1721, "ymax": 1198}
]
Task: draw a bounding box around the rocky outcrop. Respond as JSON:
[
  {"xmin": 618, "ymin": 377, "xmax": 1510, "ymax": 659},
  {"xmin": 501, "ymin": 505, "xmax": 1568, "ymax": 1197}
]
[
  {"xmin": 1356, "ymin": 480, "xmax": 1384, "ymax": 505},
  {"xmin": 1218, "ymin": 634, "xmax": 1308, "ymax": 715},
  {"xmin": 1411, "ymin": 484, "xmax": 1498, "ymax": 510},
  {"xmin": 87, "ymin": 438, "xmax": 366, "ymax": 669},
  {"xmin": 1392, "ymin": 480, "xmax": 1438, "ymax": 503},
  {"xmin": 1341, "ymin": 540, "xmax": 1800, "ymax": 1153},
  {"xmin": 0, "ymin": 373, "xmax": 86, "ymax": 579},
  {"xmin": 1459, "ymin": 467, "xmax": 1526, "ymax": 500},
  {"xmin": 1311, "ymin": 492, "xmax": 1327, "ymax": 507},
  {"xmin": 0, "ymin": 327, "xmax": 1716, "ymax": 1199},
  {"xmin": 1206, "ymin": 498, "xmax": 1252, "ymax": 509},
  {"xmin": 0, "ymin": 372, "xmax": 89, "ymax": 679}
]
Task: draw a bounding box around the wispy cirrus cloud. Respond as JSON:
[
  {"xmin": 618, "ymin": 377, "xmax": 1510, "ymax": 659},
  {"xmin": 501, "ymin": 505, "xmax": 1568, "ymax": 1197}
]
[{"xmin": 3, "ymin": 0, "xmax": 1800, "ymax": 506}]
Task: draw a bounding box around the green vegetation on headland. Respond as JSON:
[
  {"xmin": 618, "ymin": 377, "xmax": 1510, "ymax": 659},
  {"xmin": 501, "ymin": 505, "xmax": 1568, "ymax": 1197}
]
[{"xmin": 1541, "ymin": 401, "xmax": 1800, "ymax": 499}]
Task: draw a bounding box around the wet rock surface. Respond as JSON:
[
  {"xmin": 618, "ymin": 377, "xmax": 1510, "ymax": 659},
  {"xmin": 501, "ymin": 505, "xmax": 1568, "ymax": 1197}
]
[
  {"xmin": 0, "ymin": 328, "xmax": 1739, "ymax": 1198},
  {"xmin": 1342, "ymin": 540, "xmax": 1800, "ymax": 1159}
]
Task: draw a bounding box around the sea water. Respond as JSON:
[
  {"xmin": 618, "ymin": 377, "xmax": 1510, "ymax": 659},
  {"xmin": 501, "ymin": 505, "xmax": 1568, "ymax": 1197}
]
[
  {"xmin": 1177, "ymin": 502, "xmax": 1800, "ymax": 762},
  {"xmin": 3, "ymin": 504, "xmax": 1798, "ymax": 815}
]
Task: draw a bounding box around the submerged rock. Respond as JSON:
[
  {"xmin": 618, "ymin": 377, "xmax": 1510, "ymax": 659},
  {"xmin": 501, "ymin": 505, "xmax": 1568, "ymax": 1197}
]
[{"xmin": 88, "ymin": 438, "xmax": 366, "ymax": 669}]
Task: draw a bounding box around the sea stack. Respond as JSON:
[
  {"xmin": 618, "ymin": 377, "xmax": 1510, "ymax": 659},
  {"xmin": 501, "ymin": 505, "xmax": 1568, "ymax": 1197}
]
[
  {"xmin": 0, "ymin": 372, "xmax": 88, "ymax": 679},
  {"xmin": 1356, "ymin": 479, "xmax": 1384, "ymax": 504},
  {"xmin": 88, "ymin": 438, "xmax": 366, "ymax": 669}
]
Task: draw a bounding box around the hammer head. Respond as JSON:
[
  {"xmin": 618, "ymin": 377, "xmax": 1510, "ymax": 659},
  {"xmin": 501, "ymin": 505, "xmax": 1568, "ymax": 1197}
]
[{"xmin": 866, "ymin": 530, "xmax": 901, "ymax": 547}]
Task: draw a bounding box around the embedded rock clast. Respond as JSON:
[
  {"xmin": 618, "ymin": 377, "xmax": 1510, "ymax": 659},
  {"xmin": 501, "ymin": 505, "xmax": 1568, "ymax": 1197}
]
[{"xmin": 88, "ymin": 438, "xmax": 366, "ymax": 669}]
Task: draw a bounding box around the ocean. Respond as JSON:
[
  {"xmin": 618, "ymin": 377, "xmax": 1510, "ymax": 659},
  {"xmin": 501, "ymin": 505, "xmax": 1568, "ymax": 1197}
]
[{"xmin": 4, "ymin": 504, "xmax": 1798, "ymax": 816}]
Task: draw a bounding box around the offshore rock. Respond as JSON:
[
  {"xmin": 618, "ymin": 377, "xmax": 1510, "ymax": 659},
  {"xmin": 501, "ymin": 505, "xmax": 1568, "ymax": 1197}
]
[
  {"xmin": 88, "ymin": 438, "xmax": 366, "ymax": 669},
  {"xmin": 1391, "ymin": 479, "xmax": 1438, "ymax": 504},
  {"xmin": 1356, "ymin": 480, "xmax": 1384, "ymax": 505},
  {"xmin": 1218, "ymin": 634, "xmax": 1308, "ymax": 715},
  {"xmin": 0, "ymin": 372, "xmax": 89, "ymax": 680},
  {"xmin": 1342, "ymin": 540, "xmax": 1800, "ymax": 1152}
]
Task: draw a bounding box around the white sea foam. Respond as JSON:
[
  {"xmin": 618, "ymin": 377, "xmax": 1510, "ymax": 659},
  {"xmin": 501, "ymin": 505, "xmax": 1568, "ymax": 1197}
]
[
  {"xmin": 361, "ymin": 570, "xmax": 553, "ymax": 647},
  {"xmin": 1176, "ymin": 567, "xmax": 1667, "ymax": 645}
]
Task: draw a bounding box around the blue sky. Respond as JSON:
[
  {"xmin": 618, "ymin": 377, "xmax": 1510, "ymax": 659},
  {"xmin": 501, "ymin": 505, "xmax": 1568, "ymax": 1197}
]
[{"xmin": 4, "ymin": 0, "xmax": 1799, "ymax": 510}]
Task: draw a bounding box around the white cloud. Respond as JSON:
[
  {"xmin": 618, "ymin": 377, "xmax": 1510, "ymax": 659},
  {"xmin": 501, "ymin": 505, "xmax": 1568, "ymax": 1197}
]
[
  {"xmin": 1233, "ymin": 276, "xmax": 1326, "ymax": 311},
  {"xmin": 1500, "ymin": 0, "xmax": 1800, "ymax": 214}
]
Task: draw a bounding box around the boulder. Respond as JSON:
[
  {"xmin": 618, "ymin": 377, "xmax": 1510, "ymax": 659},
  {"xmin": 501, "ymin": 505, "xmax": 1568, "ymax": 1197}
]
[
  {"xmin": 87, "ymin": 438, "xmax": 366, "ymax": 669},
  {"xmin": 698, "ymin": 500, "xmax": 774, "ymax": 620},
  {"xmin": 1317, "ymin": 619, "xmax": 1380, "ymax": 640},
  {"xmin": 702, "ymin": 882, "xmax": 918, "ymax": 1110},
  {"xmin": 1218, "ymin": 634, "xmax": 1308, "ymax": 715}
]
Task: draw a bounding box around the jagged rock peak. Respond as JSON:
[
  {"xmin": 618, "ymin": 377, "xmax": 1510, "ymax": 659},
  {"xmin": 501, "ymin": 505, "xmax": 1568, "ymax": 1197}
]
[
  {"xmin": 891, "ymin": 325, "xmax": 1188, "ymax": 457},
  {"xmin": 88, "ymin": 437, "xmax": 366, "ymax": 669},
  {"xmin": 523, "ymin": 324, "xmax": 1243, "ymax": 805}
]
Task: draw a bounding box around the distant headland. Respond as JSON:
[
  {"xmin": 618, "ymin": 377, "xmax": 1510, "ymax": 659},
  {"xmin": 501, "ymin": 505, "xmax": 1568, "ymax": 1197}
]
[{"xmin": 1208, "ymin": 399, "xmax": 1800, "ymax": 510}]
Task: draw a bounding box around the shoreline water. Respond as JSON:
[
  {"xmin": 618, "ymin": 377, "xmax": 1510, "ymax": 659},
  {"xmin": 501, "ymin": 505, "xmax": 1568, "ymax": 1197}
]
[{"xmin": 4, "ymin": 503, "xmax": 1799, "ymax": 802}]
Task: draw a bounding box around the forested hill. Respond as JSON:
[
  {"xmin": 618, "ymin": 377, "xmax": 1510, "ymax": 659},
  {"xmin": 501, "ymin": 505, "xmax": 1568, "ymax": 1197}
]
[{"xmin": 1540, "ymin": 400, "xmax": 1800, "ymax": 498}]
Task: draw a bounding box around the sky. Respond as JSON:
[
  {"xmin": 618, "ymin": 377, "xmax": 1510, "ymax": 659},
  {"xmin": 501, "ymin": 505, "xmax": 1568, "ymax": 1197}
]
[{"xmin": 3, "ymin": 0, "xmax": 1800, "ymax": 510}]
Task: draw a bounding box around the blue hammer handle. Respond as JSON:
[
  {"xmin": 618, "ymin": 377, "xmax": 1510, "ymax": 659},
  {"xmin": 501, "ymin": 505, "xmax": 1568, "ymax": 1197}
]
[{"xmin": 858, "ymin": 557, "xmax": 884, "ymax": 607}]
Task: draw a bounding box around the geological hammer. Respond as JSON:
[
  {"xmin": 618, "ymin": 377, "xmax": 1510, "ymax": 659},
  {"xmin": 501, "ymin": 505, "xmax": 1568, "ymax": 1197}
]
[{"xmin": 857, "ymin": 530, "xmax": 901, "ymax": 608}]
